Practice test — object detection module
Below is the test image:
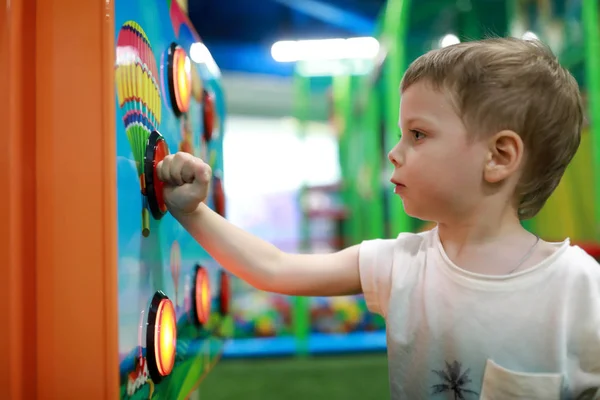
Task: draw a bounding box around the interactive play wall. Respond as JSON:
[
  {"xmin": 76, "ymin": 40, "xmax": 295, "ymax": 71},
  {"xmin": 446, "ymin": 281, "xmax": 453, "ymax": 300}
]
[
  {"xmin": 115, "ymin": 0, "xmax": 233, "ymax": 398},
  {"xmin": 2, "ymin": 0, "xmax": 231, "ymax": 398},
  {"xmin": 220, "ymin": 0, "xmax": 600, "ymax": 360}
]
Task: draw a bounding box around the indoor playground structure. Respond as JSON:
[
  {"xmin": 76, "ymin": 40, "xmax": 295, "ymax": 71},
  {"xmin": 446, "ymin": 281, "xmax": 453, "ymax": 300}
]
[
  {"xmin": 4, "ymin": 0, "xmax": 600, "ymax": 399},
  {"xmin": 220, "ymin": 0, "xmax": 600, "ymax": 360}
]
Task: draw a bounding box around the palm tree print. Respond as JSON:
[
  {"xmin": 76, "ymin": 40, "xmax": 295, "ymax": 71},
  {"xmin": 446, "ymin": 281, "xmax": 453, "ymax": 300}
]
[{"xmin": 431, "ymin": 360, "xmax": 479, "ymax": 399}]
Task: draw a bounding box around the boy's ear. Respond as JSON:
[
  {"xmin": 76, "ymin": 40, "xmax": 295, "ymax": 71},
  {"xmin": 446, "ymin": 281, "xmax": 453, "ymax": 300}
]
[{"xmin": 484, "ymin": 130, "xmax": 524, "ymax": 183}]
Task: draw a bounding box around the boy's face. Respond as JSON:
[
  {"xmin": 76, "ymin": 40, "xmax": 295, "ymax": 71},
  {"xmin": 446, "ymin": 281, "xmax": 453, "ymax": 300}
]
[{"xmin": 388, "ymin": 81, "xmax": 489, "ymax": 222}]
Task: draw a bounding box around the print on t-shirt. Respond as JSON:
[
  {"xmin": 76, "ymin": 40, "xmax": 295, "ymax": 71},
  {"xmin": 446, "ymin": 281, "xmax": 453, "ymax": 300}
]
[{"xmin": 431, "ymin": 360, "xmax": 479, "ymax": 399}]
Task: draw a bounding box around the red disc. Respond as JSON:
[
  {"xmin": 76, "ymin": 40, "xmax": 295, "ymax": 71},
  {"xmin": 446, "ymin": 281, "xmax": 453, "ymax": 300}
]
[
  {"xmin": 153, "ymin": 139, "xmax": 169, "ymax": 213},
  {"xmin": 203, "ymin": 90, "xmax": 215, "ymax": 142},
  {"xmin": 219, "ymin": 270, "xmax": 231, "ymax": 316},
  {"xmin": 213, "ymin": 176, "xmax": 225, "ymax": 217}
]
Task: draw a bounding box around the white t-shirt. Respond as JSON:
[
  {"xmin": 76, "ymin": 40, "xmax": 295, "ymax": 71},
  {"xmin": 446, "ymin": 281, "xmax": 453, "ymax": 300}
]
[{"xmin": 359, "ymin": 228, "xmax": 600, "ymax": 400}]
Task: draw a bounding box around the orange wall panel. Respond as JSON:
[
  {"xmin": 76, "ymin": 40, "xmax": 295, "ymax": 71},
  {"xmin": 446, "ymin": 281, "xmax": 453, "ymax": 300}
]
[
  {"xmin": 1, "ymin": 0, "xmax": 38, "ymax": 398},
  {"xmin": 34, "ymin": 0, "xmax": 118, "ymax": 398}
]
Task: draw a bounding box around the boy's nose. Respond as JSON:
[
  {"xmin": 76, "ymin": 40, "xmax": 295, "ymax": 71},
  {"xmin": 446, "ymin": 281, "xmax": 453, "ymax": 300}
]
[{"xmin": 388, "ymin": 147, "xmax": 403, "ymax": 168}]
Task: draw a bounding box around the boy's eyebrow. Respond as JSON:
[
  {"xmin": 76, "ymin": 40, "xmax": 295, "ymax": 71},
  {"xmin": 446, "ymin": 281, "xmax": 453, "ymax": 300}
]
[{"xmin": 399, "ymin": 116, "xmax": 438, "ymax": 127}]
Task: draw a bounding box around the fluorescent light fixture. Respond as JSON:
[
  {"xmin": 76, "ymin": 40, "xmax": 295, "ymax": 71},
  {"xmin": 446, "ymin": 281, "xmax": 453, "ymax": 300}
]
[
  {"xmin": 271, "ymin": 37, "xmax": 380, "ymax": 63},
  {"xmin": 296, "ymin": 59, "xmax": 373, "ymax": 77},
  {"xmin": 439, "ymin": 34, "xmax": 460, "ymax": 48}
]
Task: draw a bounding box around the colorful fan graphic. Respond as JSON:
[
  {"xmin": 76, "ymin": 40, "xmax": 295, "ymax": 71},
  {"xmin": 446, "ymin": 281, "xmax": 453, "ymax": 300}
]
[{"xmin": 115, "ymin": 21, "xmax": 162, "ymax": 236}]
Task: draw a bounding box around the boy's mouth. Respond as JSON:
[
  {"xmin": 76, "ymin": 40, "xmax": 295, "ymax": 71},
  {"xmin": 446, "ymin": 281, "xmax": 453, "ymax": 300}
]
[
  {"xmin": 391, "ymin": 179, "xmax": 406, "ymax": 195},
  {"xmin": 390, "ymin": 178, "xmax": 405, "ymax": 187}
]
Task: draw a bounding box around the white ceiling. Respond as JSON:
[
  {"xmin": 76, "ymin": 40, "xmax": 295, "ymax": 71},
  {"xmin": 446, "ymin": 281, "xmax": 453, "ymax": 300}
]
[{"xmin": 220, "ymin": 72, "xmax": 329, "ymax": 121}]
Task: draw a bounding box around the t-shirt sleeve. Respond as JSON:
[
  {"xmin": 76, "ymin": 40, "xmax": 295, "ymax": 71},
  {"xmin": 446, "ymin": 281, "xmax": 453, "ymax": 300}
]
[{"xmin": 358, "ymin": 238, "xmax": 397, "ymax": 317}]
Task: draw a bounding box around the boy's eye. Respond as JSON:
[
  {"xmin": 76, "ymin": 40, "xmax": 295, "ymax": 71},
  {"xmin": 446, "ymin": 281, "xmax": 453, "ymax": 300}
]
[
  {"xmin": 411, "ymin": 130, "xmax": 425, "ymax": 140},
  {"xmin": 398, "ymin": 130, "xmax": 426, "ymax": 141}
]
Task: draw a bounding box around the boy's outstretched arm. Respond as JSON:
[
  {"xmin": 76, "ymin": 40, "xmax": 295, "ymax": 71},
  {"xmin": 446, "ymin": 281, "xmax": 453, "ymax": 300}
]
[
  {"xmin": 175, "ymin": 204, "xmax": 361, "ymax": 296},
  {"xmin": 157, "ymin": 152, "xmax": 362, "ymax": 297}
]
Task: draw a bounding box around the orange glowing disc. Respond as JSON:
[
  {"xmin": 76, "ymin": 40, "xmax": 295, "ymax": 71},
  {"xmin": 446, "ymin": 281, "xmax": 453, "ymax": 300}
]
[
  {"xmin": 168, "ymin": 43, "xmax": 191, "ymax": 116},
  {"xmin": 146, "ymin": 291, "xmax": 177, "ymax": 383},
  {"xmin": 194, "ymin": 265, "xmax": 211, "ymax": 326},
  {"xmin": 155, "ymin": 298, "xmax": 176, "ymax": 377}
]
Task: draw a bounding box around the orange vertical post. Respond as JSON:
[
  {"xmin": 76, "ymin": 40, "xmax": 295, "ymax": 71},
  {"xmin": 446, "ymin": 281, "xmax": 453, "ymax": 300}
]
[
  {"xmin": 1, "ymin": 0, "xmax": 38, "ymax": 398},
  {"xmin": 35, "ymin": 0, "xmax": 119, "ymax": 398}
]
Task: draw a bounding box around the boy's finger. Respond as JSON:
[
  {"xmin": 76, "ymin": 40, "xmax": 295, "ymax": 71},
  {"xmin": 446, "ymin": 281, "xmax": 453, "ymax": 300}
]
[
  {"xmin": 169, "ymin": 153, "xmax": 187, "ymax": 186},
  {"xmin": 194, "ymin": 160, "xmax": 212, "ymax": 184},
  {"xmin": 156, "ymin": 157, "xmax": 170, "ymax": 183},
  {"xmin": 181, "ymin": 157, "xmax": 197, "ymax": 184}
]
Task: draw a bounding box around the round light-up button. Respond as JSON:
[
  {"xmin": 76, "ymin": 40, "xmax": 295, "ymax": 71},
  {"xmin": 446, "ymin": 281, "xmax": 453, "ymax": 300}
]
[
  {"xmin": 144, "ymin": 130, "xmax": 170, "ymax": 220},
  {"xmin": 168, "ymin": 43, "xmax": 192, "ymax": 117},
  {"xmin": 192, "ymin": 265, "xmax": 211, "ymax": 326},
  {"xmin": 202, "ymin": 90, "xmax": 215, "ymax": 141},
  {"xmin": 218, "ymin": 270, "xmax": 231, "ymax": 316},
  {"xmin": 213, "ymin": 174, "xmax": 225, "ymax": 217},
  {"xmin": 146, "ymin": 291, "xmax": 177, "ymax": 383}
]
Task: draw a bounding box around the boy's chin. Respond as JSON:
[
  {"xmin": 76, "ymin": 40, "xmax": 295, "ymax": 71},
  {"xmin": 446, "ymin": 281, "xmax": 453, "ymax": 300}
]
[{"xmin": 401, "ymin": 201, "xmax": 438, "ymax": 222}]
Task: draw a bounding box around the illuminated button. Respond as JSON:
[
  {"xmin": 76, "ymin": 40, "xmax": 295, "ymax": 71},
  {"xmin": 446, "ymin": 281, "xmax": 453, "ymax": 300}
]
[
  {"xmin": 167, "ymin": 42, "xmax": 192, "ymax": 117},
  {"xmin": 144, "ymin": 130, "xmax": 169, "ymax": 220},
  {"xmin": 218, "ymin": 270, "xmax": 231, "ymax": 316},
  {"xmin": 192, "ymin": 265, "xmax": 211, "ymax": 326},
  {"xmin": 146, "ymin": 291, "xmax": 177, "ymax": 383},
  {"xmin": 202, "ymin": 90, "xmax": 215, "ymax": 141}
]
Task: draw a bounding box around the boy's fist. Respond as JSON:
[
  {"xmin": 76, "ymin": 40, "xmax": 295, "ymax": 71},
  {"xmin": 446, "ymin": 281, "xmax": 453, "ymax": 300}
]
[{"xmin": 156, "ymin": 152, "xmax": 212, "ymax": 215}]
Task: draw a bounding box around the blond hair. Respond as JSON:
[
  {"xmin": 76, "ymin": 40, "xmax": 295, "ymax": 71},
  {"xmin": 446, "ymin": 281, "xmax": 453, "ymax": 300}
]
[{"xmin": 401, "ymin": 37, "xmax": 583, "ymax": 219}]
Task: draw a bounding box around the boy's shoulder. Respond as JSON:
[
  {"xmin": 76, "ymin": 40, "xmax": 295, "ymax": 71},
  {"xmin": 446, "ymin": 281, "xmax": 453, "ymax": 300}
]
[
  {"xmin": 370, "ymin": 229, "xmax": 435, "ymax": 247},
  {"xmin": 366, "ymin": 232, "xmax": 600, "ymax": 282},
  {"xmin": 360, "ymin": 229, "xmax": 434, "ymax": 260},
  {"xmin": 364, "ymin": 229, "xmax": 600, "ymax": 272}
]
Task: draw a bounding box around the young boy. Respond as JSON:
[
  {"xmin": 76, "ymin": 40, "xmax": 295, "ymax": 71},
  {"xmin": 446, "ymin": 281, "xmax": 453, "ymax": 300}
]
[{"xmin": 157, "ymin": 37, "xmax": 600, "ymax": 399}]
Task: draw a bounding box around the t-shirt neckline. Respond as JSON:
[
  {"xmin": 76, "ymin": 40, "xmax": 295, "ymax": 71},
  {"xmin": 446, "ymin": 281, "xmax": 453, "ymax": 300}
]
[{"xmin": 431, "ymin": 226, "xmax": 570, "ymax": 290}]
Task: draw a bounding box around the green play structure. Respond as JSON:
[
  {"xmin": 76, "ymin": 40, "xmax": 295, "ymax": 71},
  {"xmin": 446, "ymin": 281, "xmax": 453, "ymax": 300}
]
[
  {"xmin": 291, "ymin": 0, "xmax": 600, "ymax": 356},
  {"xmin": 221, "ymin": 0, "xmax": 600, "ymax": 360},
  {"xmin": 299, "ymin": 0, "xmax": 600, "ymax": 247},
  {"xmin": 292, "ymin": 0, "xmax": 502, "ymax": 356},
  {"xmin": 314, "ymin": 0, "xmax": 505, "ymax": 246}
]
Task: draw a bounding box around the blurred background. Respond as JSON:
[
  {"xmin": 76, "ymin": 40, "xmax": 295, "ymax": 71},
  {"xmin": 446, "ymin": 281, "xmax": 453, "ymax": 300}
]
[{"xmin": 180, "ymin": 0, "xmax": 598, "ymax": 398}]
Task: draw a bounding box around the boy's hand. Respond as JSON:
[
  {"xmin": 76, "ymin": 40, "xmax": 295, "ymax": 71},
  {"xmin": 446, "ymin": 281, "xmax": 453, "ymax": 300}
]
[{"xmin": 156, "ymin": 152, "xmax": 212, "ymax": 215}]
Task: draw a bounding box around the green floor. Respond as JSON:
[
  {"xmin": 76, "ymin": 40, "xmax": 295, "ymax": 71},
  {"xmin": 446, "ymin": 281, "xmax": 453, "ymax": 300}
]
[{"xmin": 198, "ymin": 353, "xmax": 390, "ymax": 400}]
